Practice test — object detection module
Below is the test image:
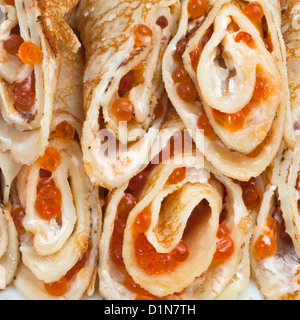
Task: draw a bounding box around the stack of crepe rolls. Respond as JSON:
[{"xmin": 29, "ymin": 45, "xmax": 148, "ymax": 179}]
[
  {"xmin": 163, "ymin": 0, "xmax": 293, "ymax": 182},
  {"xmin": 13, "ymin": 44, "xmax": 102, "ymax": 300},
  {"xmin": 0, "ymin": 0, "xmax": 80, "ymax": 164},
  {"xmin": 76, "ymin": 0, "xmax": 181, "ymax": 189},
  {"xmin": 0, "ymin": 152, "xmax": 20, "ymax": 290},
  {"xmin": 99, "ymin": 108, "xmax": 256, "ymax": 300}
]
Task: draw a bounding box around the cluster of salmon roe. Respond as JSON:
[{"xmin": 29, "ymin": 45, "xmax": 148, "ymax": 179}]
[
  {"xmin": 112, "ymin": 25, "xmax": 152, "ymax": 123},
  {"xmin": 172, "ymin": 37, "xmax": 198, "ymax": 103},
  {"xmin": 35, "ymin": 148, "xmax": 62, "ymax": 221},
  {"xmin": 239, "ymin": 178, "xmax": 261, "ymax": 210},
  {"xmin": 212, "ymin": 73, "xmax": 272, "ymax": 133},
  {"xmin": 254, "ymin": 217, "xmax": 278, "ymax": 259},
  {"xmin": 213, "ymin": 224, "xmax": 234, "ymax": 261}
]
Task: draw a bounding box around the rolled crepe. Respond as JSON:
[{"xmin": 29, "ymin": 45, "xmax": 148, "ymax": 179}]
[
  {"xmin": 0, "ymin": 153, "xmax": 20, "ymax": 290},
  {"xmin": 281, "ymin": 0, "xmax": 300, "ymax": 132},
  {"xmin": 13, "ymin": 44, "xmax": 102, "ymax": 300},
  {"xmin": 0, "ymin": 0, "xmax": 80, "ymax": 164},
  {"xmin": 99, "ymin": 108, "xmax": 253, "ymax": 300},
  {"xmin": 250, "ymin": 140, "xmax": 300, "ymax": 299},
  {"xmin": 163, "ymin": 0, "xmax": 293, "ymax": 182},
  {"xmin": 76, "ymin": 0, "xmax": 181, "ymax": 189}
]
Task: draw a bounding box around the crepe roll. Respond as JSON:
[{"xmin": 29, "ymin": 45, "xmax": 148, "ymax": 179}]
[
  {"xmin": 163, "ymin": 0, "xmax": 293, "ymax": 182},
  {"xmin": 76, "ymin": 0, "xmax": 181, "ymax": 189},
  {"xmin": 250, "ymin": 154, "xmax": 300, "ymax": 299},
  {"xmin": 0, "ymin": 0, "xmax": 80, "ymax": 164},
  {"xmin": 13, "ymin": 44, "xmax": 102, "ymax": 300},
  {"xmin": 99, "ymin": 108, "xmax": 254, "ymax": 300}
]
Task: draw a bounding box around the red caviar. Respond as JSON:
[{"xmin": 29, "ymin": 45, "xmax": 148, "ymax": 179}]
[
  {"xmin": 156, "ymin": 16, "xmax": 168, "ymax": 29},
  {"xmin": 172, "ymin": 65, "xmax": 189, "ymax": 83},
  {"xmin": 252, "ymin": 77, "xmax": 272, "ymax": 101},
  {"xmin": 214, "ymin": 224, "xmax": 234, "ymax": 261},
  {"xmin": 212, "ymin": 105, "xmax": 250, "ymax": 133},
  {"xmin": 4, "ymin": 0, "xmax": 15, "ymax": 6},
  {"xmin": 153, "ymin": 101, "xmax": 164, "ymax": 121},
  {"xmin": 18, "ymin": 41, "xmax": 43, "ymax": 65},
  {"xmin": 35, "ymin": 184, "xmax": 62, "ymax": 221},
  {"xmin": 128, "ymin": 170, "xmax": 149, "ymax": 196},
  {"xmin": 133, "ymin": 210, "xmax": 152, "ymax": 234},
  {"xmin": 54, "ymin": 121, "xmax": 75, "ymax": 142},
  {"xmin": 187, "ymin": 0, "xmax": 208, "ymax": 19},
  {"xmin": 11, "ymin": 205, "xmax": 26, "ymax": 235},
  {"xmin": 132, "ymin": 24, "xmax": 153, "ymax": 47},
  {"xmin": 12, "ymin": 72, "xmax": 36, "ymax": 114},
  {"xmin": 111, "ymin": 98, "xmax": 134, "ymax": 122},
  {"xmin": 190, "ymin": 26, "xmax": 213, "ymax": 71},
  {"xmin": 118, "ymin": 71, "xmax": 135, "ymax": 97},
  {"xmin": 197, "ymin": 113, "xmax": 215, "ymax": 137},
  {"xmin": 243, "ymin": 2, "xmax": 264, "ymax": 23},
  {"xmin": 167, "ymin": 167, "xmax": 186, "ymax": 184},
  {"xmin": 240, "ymin": 177, "xmax": 261, "ymax": 210},
  {"xmin": 4, "ymin": 34, "xmax": 24, "ymax": 56},
  {"xmin": 117, "ymin": 193, "xmax": 137, "ymax": 218},
  {"xmin": 235, "ymin": 31, "xmax": 255, "ymax": 49},
  {"xmin": 44, "ymin": 277, "xmax": 68, "ymax": 297},
  {"xmin": 37, "ymin": 147, "xmax": 62, "ymax": 172},
  {"xmin": 173, "ymin": 37, "xmax": 188, "ymax": 63},
  {"xmin": 176, "ymin": 79, "xmax": 198, "ymax": 102},
  {"xmin": 254, "ymin": 217, "xmax": 277, "ymax": 259},
  {"xmin": 171, "ymin": 240, "xmax": 190, "ymax": 262},
  {"xmin": 135, "ymin": 234, "xmax": 178, "ymax": 275}
]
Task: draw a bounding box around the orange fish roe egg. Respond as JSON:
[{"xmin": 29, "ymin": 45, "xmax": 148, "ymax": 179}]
[
  {"xmin": 243, "ymin": 2, "xmax": 264, "ymax": 23},
  {"xmin": 111, "ymin": 98, "xmax": 134, "ymax": 122},
  {"xmin": 235, "ymin": 31, "xmax": 255, "ymax": 49},
  {"xmin": 132, "ymin": 24, "xmax": 153, "ymax": 48},
  {"xmin": 18, "ymin": 41, "xmax": 43, "ymax": 65},
  {"xmin": 254, "ymin": 217, "xmax": 277, "ymax": 259},
  {"xmin": 37, "ymin": 147, "xmax": 62, "ymax": 172},
  {"xmin": 54, "ymin": 121, "xmax": 75, "ymax": 142}
]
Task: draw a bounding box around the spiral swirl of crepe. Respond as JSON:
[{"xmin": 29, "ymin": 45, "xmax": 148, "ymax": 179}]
[
  {"xmin": 99, "ymin": 108, "xmax": 253, "ymax": 300},
  {"xmin": 0, "ymin": 0, "xmax": 80, "ymax": 165},
  {"xmin": 75, "ymin": 0, "xmax": 181, "ymax": 190},
  {"xmin": 281, "ymin": 0, "xmax": 300, "ymax": 132},
  {"xmin": 163, "ymin": 0, "xmax": 293, "ymax": 182},
  {"xmin": 250, "ymin": 150, "xmax": 300, "ymax": 299},
  {"xmin": 13, "ymin": 44, "xmax": 102, "ymax": 300}
]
